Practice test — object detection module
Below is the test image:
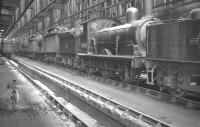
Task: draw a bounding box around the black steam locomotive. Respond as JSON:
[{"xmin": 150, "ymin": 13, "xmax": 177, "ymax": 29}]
[
  {"xmin": 15, "ymin": 0, "xmax": 200, "ymax": 97},
  {"xmin": 78, "ymin": 1, "xmax": 200, "ymax": 97}
]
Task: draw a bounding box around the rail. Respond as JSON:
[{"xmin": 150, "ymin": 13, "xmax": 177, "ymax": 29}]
[
  {"xmin": 8, "ymin": 59, "xmax": 99, "ymax": 127},
  {"xmin": 14, "ymin": 57, "xmax": 174, "ymax": 127}
]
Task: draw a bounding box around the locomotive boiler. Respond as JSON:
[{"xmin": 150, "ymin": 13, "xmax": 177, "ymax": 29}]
[{"xmin": 93, "ymin": 7, "xmax": 161, "ymax": 57}]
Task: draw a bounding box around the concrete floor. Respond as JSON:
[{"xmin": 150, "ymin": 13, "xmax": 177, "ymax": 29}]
[
  {"xmin": 0, "ymin": 59, "xmax": 74, "ymax": 127},
  {"xmin": 17, "ymin": 57, "xmax": 200, "ymax": 127}
]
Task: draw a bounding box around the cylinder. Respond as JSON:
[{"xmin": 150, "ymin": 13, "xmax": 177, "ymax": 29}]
[
  {"xmin": 143, "ymin": 0, "xmax": 153, "ymax": 17},
  {"xmin": 126, "ymin": 7, "xmax": 139, "ymax": 23}
]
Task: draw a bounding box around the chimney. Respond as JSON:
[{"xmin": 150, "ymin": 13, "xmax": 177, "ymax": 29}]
[
  {"xmin": 143, "ymin": 0, "xmax": 153, "ymax": 17},
  {"xmin": 126, "ymin": 7, "xmax": 139, "ymax": 23}
]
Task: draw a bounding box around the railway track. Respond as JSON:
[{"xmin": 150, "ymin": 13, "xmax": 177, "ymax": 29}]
[
  {"xmin": 34, "ymin": 59, "xmax": 200, "ymax": 109},
  {"xmin": 7, "ymin": 59, "xmax": 100, "ymax": 127},
  {"xmin": 89, "ymin": 74, "xmax": 200, "ymax": 109},
  {"xmin": 60, "ymin": 63, "xmax": 200, "ymax": 109},
  {"xmin": 13, "ymin": 57, "xmax": 174, "ymax": 127}
]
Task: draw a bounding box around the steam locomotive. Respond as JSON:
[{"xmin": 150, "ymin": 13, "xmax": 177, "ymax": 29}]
[
  {"xmin": 78, "ymin": 1, "xmax": 200, "ymax": 97},
  {"xmin": 14, "ymin": 0, "xmax": 200, "ymax": 97}
]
